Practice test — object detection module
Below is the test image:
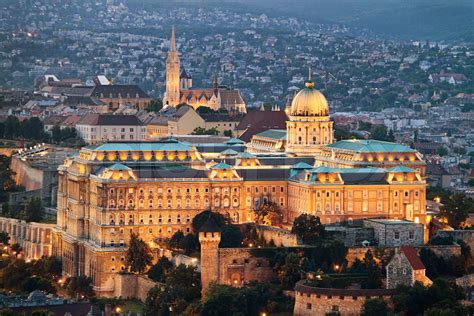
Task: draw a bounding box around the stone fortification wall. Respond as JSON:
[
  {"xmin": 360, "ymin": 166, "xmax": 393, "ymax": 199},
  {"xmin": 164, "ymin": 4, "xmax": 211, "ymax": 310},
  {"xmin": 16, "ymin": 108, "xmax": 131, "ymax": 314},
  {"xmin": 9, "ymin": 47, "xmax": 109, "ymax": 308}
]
[
  {"xmin": 294, "ymin": 281, "xmax": 395, "ymax": 316},
  {"xmin": 257, "ymin": 225, "xmax": 299, "ymax": 247},
  {"xmin": 217, "ymin": 248, "xmax": 276, "ymax": 286},
  {"xmin": 112, "ymin": 274, "xmax": 157, "ymax": 301}
]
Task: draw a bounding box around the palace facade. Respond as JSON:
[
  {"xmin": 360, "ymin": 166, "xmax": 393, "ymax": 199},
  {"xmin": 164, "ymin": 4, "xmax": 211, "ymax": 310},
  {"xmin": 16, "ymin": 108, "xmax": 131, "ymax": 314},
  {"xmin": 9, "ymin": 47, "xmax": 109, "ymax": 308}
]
[{"xmin": 53, "ymin": 78, "xmax": 428, "ymax": 295}]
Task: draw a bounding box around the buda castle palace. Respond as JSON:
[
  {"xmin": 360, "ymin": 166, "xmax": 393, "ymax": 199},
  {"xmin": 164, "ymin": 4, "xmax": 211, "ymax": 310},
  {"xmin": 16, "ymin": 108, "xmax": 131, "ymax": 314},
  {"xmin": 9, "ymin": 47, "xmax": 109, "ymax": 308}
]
[
  {"xmin": 53, "ymin": 59, "xmax": 428, "ymax": 295},
  {"xmin": 163, "ymin": 27, "xmax": 247, "ymax": 113}
]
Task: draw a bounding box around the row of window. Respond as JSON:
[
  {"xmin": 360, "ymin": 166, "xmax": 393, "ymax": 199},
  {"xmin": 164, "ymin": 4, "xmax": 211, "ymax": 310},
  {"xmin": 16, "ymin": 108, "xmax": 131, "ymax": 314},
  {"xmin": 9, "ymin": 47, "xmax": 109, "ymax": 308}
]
[
  {"xmin": 108, "ymin": 196, "xmax": 241, "ymax": 209},
  {"xmin": 107, "ymin": 212, "xmax": 241, "ymax": 226}
]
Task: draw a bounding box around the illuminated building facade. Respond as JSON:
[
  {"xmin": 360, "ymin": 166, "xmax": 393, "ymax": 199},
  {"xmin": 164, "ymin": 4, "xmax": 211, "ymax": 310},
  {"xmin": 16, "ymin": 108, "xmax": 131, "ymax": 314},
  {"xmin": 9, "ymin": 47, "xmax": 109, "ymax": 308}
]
[{"xmin": 53, "ymin": 79, "xmax": 428, "ymax": 295}]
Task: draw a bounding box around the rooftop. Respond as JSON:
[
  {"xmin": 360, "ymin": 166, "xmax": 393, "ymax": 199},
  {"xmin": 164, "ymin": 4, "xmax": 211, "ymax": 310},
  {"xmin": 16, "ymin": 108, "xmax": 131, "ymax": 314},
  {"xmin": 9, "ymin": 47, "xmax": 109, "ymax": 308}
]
[
  {"xmin": 365, "ymin": 219, "xmax": 418, "ymax": 225},
  {"xmin": 86, "ymin": 139, "xmax": 194, "ymax": 152},
  {"xmin": 326, "ymin": 139, "xmax": 417, "ymax": 153},
  {"xmin": 254, "ymin": 129, "xmax": 287, "ymax": 140}
]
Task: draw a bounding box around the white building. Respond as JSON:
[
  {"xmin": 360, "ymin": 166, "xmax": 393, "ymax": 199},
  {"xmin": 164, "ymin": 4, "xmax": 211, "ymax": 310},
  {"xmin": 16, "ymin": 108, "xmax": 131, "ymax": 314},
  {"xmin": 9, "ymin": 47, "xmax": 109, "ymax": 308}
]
[{"xmin": 76, "ymin": 114, "xmax": 146, "ymax": 144}]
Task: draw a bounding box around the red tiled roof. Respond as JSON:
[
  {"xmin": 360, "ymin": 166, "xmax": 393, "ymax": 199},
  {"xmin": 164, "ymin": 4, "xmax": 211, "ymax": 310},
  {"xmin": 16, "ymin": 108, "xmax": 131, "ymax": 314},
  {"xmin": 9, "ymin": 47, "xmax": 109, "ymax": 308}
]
[
  {"xmin": 401, "ymin": 246, "xmax": 425, "ymax": 270},
  {"xmin": 62, "ymin": 115, "xmax": 82, "ymax": 126},
  {"xmin": 236, "ymin": 110, "xmax": 288, "ymax": 142}
]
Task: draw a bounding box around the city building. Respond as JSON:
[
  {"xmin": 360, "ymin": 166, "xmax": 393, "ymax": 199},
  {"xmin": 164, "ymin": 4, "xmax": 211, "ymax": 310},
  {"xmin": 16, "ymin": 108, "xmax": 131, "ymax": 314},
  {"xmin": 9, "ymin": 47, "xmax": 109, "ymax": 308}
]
[
  {"xmin": 315, "ymin": 140, "xmax": 427, "ymax": 175},
  {"xmin": 162, "ymin": 28, "xmax": 247, "ymax": 113},
  {"xmin": 386, "ymin": 246, "xmax": 432, "ymax": 289},
  {"xmin": 364, "ymin": 219, "xmax": 425, "ymax": 246},
  {"xmin": 76, "ymin": 114, "xmax": 146, "ymax": 144},
  {"xmin": 285, "ymin": 79, "xmax": 334, "ymax": 156},
  {"xmin": 53, "ymin": 79, "xmax": 429, "ymax": 295}
]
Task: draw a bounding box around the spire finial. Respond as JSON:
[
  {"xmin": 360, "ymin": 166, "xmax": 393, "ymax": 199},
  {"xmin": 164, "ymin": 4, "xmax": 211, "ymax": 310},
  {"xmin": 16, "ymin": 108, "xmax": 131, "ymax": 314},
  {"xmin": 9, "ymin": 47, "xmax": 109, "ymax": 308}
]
[
  {"xmin": 305, "ymin": 66, "xmax": 314, "ymax": 88},
  {"xmin": 170, "ymin": 25, "xmax": 176, "ymax": 51}
]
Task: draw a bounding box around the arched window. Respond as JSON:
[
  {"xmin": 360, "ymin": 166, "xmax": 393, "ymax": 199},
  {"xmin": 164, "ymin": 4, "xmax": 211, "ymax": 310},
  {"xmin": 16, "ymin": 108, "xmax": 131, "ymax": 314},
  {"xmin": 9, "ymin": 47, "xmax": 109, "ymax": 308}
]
[
  {"xmin": 233, "ymin": 212, "xmax": 239, "ymax": 223},
  {"xmin": 109, "ymin": 214, "xmax": 115, "ymax": 225}
]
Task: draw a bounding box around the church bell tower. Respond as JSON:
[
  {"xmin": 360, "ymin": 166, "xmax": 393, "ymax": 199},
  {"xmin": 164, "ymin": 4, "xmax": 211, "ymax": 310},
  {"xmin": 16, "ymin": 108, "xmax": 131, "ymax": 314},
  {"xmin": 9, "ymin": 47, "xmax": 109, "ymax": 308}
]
[{"xmin": 163, "ymin": 26, "xmax": 181, "ymax": 107}]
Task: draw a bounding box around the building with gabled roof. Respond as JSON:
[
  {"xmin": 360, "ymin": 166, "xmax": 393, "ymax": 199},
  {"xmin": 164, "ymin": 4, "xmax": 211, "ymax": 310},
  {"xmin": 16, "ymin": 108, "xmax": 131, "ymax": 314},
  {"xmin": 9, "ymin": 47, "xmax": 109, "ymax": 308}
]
[
  {"xmin": 163, "ymin": 27, "xmax": 246, "ymax": 113},
  {"xmin": 76, "ymin": 114, "xmax": 146, "ymax": 144},
  {"xmin": 386, "ymin": 246, "xmax": 432, "ymax": 289}
]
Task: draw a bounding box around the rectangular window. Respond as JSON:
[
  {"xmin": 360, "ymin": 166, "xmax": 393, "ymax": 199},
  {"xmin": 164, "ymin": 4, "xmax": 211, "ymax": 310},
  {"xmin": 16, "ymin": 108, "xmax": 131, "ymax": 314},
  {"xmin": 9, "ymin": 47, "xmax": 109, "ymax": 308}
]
[
  {"xmin": 395, "ymin": 231, "xmax": 400, "ymax": 240},
  {"xmin": 409, "ymin": 231, "xmax": 414, "ymax": 239}
]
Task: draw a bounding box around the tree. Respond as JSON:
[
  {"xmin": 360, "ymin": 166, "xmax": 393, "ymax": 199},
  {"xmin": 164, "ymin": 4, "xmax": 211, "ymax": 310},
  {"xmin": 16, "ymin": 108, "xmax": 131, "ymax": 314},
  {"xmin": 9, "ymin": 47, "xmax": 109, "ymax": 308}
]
[
  {"xmin": 0, "ymin": 155, "xmax": 22, "ymax": 202},
  {"xmin": 22, "ymin": 197, "xmax": 44, "ymax": 222},
  {"xmin": 191, "ymin": 127, "xmax": 219, "ymax": 135},
  {"xmin": 0, "ymin": 259, "xmax": 30, "ymax": 291},
  {"xmin": 3, "ymin": 116, "xmax": 20, "ymax": 139},
  {"xmin": 126, "ymin": 233, "xmax": 153, "ymax": 274},
  {"xmin": 279, "ymin": 252, "xmax": 302, "ymax": 290},
  {"xmin": 439, "ymin": 192, "xmax": 473, "ymax": 228},
  {"xmin": 361, "ymin": 250, "xmax": 383, "ymax": 289},
  {"xmin": 64, "ymin": 275, "xmax": 94, "ymax": 299},
  {"xmin": 0, "ymin": 232, "xmax": 9, "ymax": 245},
  {"xmin": 191, "ymin": 210, "xmax": 228, "ymax": 233},
  {"xmin": 147, "ymin": 98, "xmax": 163, "ymax": 112},
  {"xmin": 201, "ymin": 282, "xmax": 293, "ymax": 316},
  {"xmin": 168, "ymin": 231, "xmax": 184, "ymax": 249},
  {"xmin": 21, "ymin": 276, "xmax": 56, "ymax": 294},
  {"xmin": 361, "ymin": 298, "xmax": 389, "ymax": 316},
  {"xmin": 51, "ymin": 125, "xmax": 61, "ymax": 143},
  {"xmin": 148, "ymin": 256, "xmax": 173, "ymax": 283},
  {"xmin": 1, "ymin": 203, "xmax": 11, "ymax": 217},
  {"xmin": 253, "ymin": 201, "xmax": 283, "ymax": 226},
  {"xmin": 291, "ymin": 214, "xmax": 325, "ymax": 244},
  {"xmin": 146, "ymin": 264, "xmax": 201, "ymax": 315},
  {"xmin": 392, "ymin": 279, "xmax": 466, "ymax": 315},
  {"xmin": 180, "ymin": 233, "xmax": 199, "ymax": 255},
  {"xmin": 220, "ymin": 225, "xmax": 243, "ymax": 248},
  {"xmin": 437, "ymin": 146, "xmax": 448, "ymax": 156},
  {"xmin": 20, "ymin": 117, "xmax": 45, "ymax": 141},
  {"xmin": 10, "ymin": 243, "xmax": 22, "ymax": 254}
]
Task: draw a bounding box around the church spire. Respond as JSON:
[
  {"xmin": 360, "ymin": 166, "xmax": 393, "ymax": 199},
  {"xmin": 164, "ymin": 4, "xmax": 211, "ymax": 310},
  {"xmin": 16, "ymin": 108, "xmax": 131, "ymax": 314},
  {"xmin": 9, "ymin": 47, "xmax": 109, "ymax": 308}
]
[
  {"xmin": 170, "ymin": 25, "xmax": 176, "ymax": 51},
  {"xmin": 163, "ymin": 26, "xmax": 180, "ymax": 107}
]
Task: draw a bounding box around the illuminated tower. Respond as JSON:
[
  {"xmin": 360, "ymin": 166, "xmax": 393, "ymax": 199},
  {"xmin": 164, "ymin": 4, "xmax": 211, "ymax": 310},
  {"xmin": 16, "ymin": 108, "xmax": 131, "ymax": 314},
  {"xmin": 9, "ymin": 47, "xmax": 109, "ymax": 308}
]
[
  {"xmin": 286, "ymin": 68, "xmax": 334, "ymax": 156},
  {"xmin": 163, "ymin": 26, "xmax": 181, "ymax": 107},
  {"xmin": 199, "ymin": 219, "xmax": 221, "ymax": 296}
]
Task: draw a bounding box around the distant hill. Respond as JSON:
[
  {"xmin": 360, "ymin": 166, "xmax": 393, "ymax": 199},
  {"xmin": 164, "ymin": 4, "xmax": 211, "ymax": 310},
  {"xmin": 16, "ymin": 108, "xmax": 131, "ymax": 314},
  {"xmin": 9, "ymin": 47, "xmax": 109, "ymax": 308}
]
[
  {"xmin": 135, "ymin": 0, "xmax": 473, "ymax": 43},
  {"xmin": 225, "ymin": 0, "xmax": 474, "ymax": 43}
]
